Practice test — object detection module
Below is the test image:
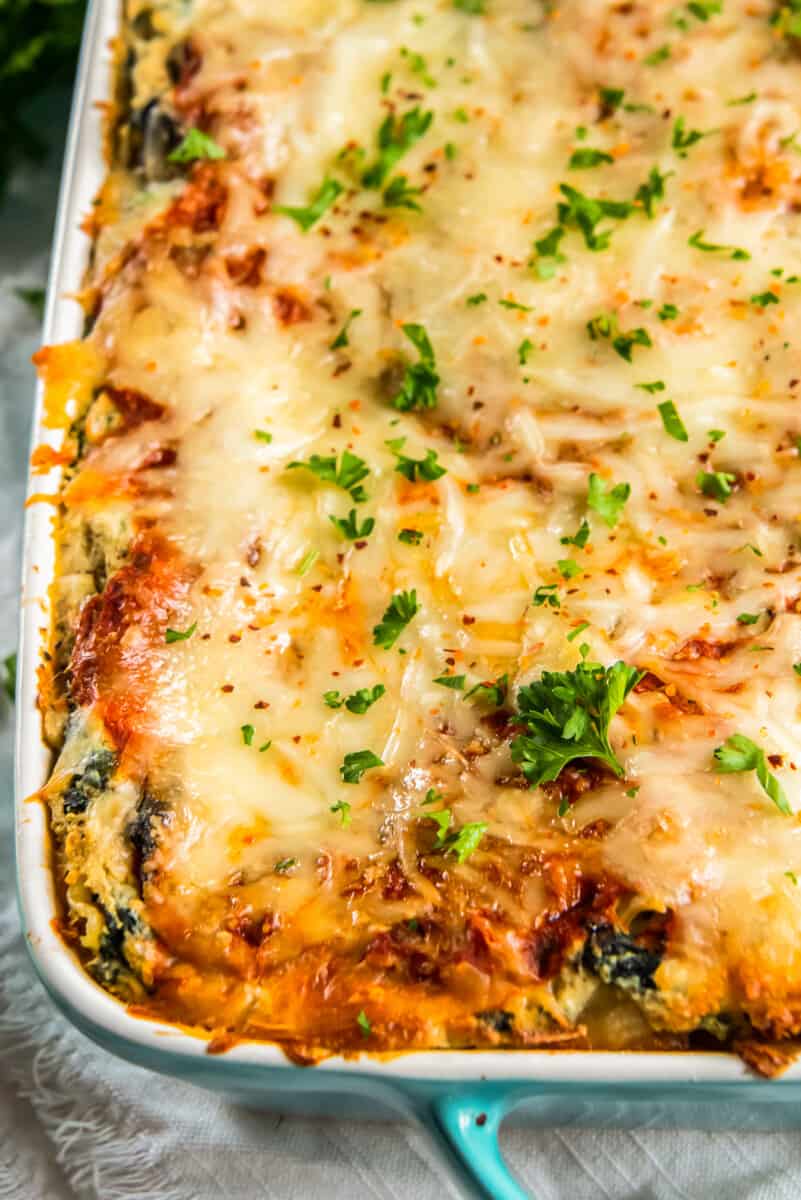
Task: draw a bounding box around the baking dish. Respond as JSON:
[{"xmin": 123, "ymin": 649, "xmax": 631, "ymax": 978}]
[{"xmin": 14, "ymin": 3, "xmax": 801, "ymax": 1198}]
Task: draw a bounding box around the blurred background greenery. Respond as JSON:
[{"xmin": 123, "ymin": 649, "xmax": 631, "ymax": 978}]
[{"xmin": 1, "ymin": 0, "xmax": 87, "ymax": 199}]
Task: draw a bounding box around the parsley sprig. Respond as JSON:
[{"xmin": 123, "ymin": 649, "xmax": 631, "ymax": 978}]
[
  {"xmin": 373, "ymin": 589, "xmax": 419, "ymax": 648},
  {"xmin": 587, "ymin": 473, "xmax": 631, "ymax": 527},
  {"xmin": 288, "ymin": 450, "xmax": 370, "ymax": 503},
  {"xmin": 713, "ymin": 734, "xmax": 790, "ymax": 815},
  {"xmin": 510, "ymin": 659, "xmax": 643, "ymax": 787},
  {"xmin": 392, "ymin": 324, "xmax": 439, "ymax": 411},
  {"xmin": 275, "ymin": 177, "xmax": 343, "ymax": 232},
  {"xmin": 362, "ymin": 107, "xmax": 434, "ymax": 189}
]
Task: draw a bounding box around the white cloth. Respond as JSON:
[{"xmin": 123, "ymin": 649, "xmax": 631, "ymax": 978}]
[{"xmin": 2, "ymin": 105, "xmax": 801, "ymax": 1200}]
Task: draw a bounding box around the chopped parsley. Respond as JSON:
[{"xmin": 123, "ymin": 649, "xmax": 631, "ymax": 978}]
[
  {"xmin": 531, "ymin": 226, "xmax": 567, "ymax": 279},
  {"xmin": 686, "ymin": 1, "xmax": 722, "ymax": 19},
  {"xmin": 518, "ymin": 338, "xmax": 534, "ymax": 365},
  {"xmin": 434, "ymin": 674, "xmax": 466, "ymax": 689},
  {"xmin": 697, "ymin": 469, "xmax": 736, "ymax": 502},
  {"xmin": 569, "ymin": 147, "xmax": 614, "ymax": 169},
  {"xmin": 392, "ymin": 324, "xmax": 439, "ymax": 411},
  {"xmin": 454, "ymin": 0, "xmax": 485, "ymax": 11},
  {"xmin": 330, "ymin": 799, "xmax": 351, "ymax": 827},
  {"xmin": 325, "ymin": 684, "xmax": 386, "ymax": 714},
  {"xmin": 330, "ymin": 308, "xmax": 362, "ymax": 350},
  {"xmin": 561, "ymin": 518, "xmax": 591, "ymax": 548},
  {"xmin": 446, "ymin": 822, "xmax": 488, "ymax": 862},
  {"xmin": 329, "ymin": 509, "xmax": 375, "ymax": 540},
  {"xmin": 362, "ymin": 107, "xmax": 434, "ymax": 189},
  {"xmin": 713, "ymin": 734, "xmax": 790, "ymax": 815},
  {"xmin": 657, "ymin": 399, "xmax": 688, "ymax": 442},
  {"xmin": 498, "ymin": 297, "xmax": 532, "ymax": 312},
  {"xmin": 383, "ymin": 174, "xmax": 424, "ymax": 211},
  {"xmin": 357, "ymin": 1010, "xmax": 372, "ymax": 1036},
  {"xmin": 688, "ymin": 229, "xmax": 750, "ymax": 260},
  {"xmin": 275, "ymin": 177, "xmax": 343, "ymax": 231},
  {"xmin": 587, "ymin": 472, "xmax": 631, "ymax": 527},
  {"xmin": 510, "ymin": 658, "xmax": 643, "ymax": 786},
  {"xmin": 634, "ymin": 166, "xmax": 672, "ymax": 218},
  {"xmin": 165, "ymin": 622, "xmax": 196, "ymax": 643},
  {"xmin": 657, "ymin": 303, "xmax": 679, "ymax": 321},
  {"xmin": 587, "ymin": 312, "xmax": 652, "ymax": 361},
  {"xmin": 295, "ymin": 548, "xmax": 319, "ymax": 577},
  {"xmin": 253, "ymin": 429, "xmax": 273, "ymax": 443},
  {"xmin": 275, "ymin": 857, "xmax": 298, "ymax": 874},
  {"xmin": 398, "ymin": 528, "xmax": 424, "ymax": 544},
  {"xmin": 727, "ymin": 91, "xmax": 757, "ymax": 106},
  {"xmin": 644, "ymin": 44, "xmax": 671, "ymax": 65},
  {"xmin": 168, "ymin": 128, "xmax": 225, "ymax": 164},
  {"xmin": 736, "ymin": 612, "xmax": 760, "ymax": 625},
  {"xmin": 672, "ymin": 116, "xmax": 716, "ymax": 157},
  {"xmin": 708, "ymin": 428, "xmax": 726, "ymax": 442},
  {"xmin": 400, "ymin": 46, "xmax": 436, "ymax": 89},
  {"xmin": 558, "ymin": 558, "xmax": 580, "ymax": 579},
  {"xmin": 557, "ymin": 184, "xmax": 634, "ymax": 252},
  {"xmin": 389, "ymin": 441, "xmax": 447, "ymax": 482},
  {"xmin": 467, "ymin": 292, "xmax": 488, "ymax": 306},
  {"xmin": 465, "ymin": 674, "xmax": 508, "ymax": 707},
  {"xmin": 566, "ymin": 622, "xmax": 591, "ymax": 642},
  {"xmin": 241, "ymin": 724, "xmax": 255, "ymax": 746},
  {"xmin": 373, "ymin": 589, "xmax": 419, "ymax": 648},
  {"xmin": 750, "ymin": 291, "xmax": 779, "ymax": 308},
  {"xmin": 288, "ymin": 450, "xmax": 370, "ymax": 503},
  {"xmin": 340, "ymin": 749, "xmax": 384, "ymax": 783},
  {"xmin": 636, "ymin": 380, "xmax": 666, "ymax": 393},
  {"xmin": 533, "ymin": 584, "xmax": 560, "ymax": 609}
]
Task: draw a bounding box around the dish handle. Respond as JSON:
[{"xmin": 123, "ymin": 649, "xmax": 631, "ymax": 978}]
[{"xmin": 431, "ymin": 1091, "xmax": 531, "ymax": 1199}]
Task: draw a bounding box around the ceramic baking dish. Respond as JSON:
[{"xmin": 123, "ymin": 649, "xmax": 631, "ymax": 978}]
[{"xmin": 14, "ymin": 4, "xmax": 801, "ymax": 1198}]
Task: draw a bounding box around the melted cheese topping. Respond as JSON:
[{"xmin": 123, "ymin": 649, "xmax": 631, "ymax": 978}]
[{"xmin": 39, "ymin": 0, "xmax": 801, "ymax": 1063}]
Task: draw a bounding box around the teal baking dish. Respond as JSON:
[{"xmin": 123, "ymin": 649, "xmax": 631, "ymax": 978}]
[{"xmin": 14, "ymin": 4, "xmax": 801, "ymax": 1198}]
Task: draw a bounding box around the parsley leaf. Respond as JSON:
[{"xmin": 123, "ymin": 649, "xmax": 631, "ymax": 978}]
[
  {"xmin": 165, "ymin": 622, "xmax": 196, "ymax": 644},
  {"xmin": 713, "ymin": 733, "xmax": 790, "ymax": 815},
  {"xmin": 697, "ymin": 469, "xmax": 736, "ymax": 502},
  {"xmin": 658, "ymin": 303, "xmax": 679, "ymax": 321},
  {"xmin": 340, "ymin": 749, "xmax": 384, "ymax": 783},
  {"xmin": 688, "ymin": 229, "xmax": 750, "ymax": 260},
  {"xmin": 511, "ymin": 659, "xmax": 643, "ymax": 786},
  {"xmin": 330, "ymin": 508, "xmax": 375, "ymax": 540},
  {"xmin": 736, "ymin": 612, "xmax": 760, "ymax": 626},
  {"xmin": 330, "ymin": 799, "xmax": 351, "ymax": 826},
  {"xmin": 241, "ymin": 724, "xmax": 255, "ymax": 746},
  {"xmin": 518, "ymin": 338, "xmax": 534, "ymax": 365},
  {"xmin": 569, "ymin": 147, "xmax": 614, "ymax": 169},
  {"xmin": 672, "ymin": 116, "xmax": 716, "ymax": 157},
  {"xmin": 465, "ymin": 674, "xmax": 508, "ymax": 707},
  {"xmin": 330, "ymin": 308, "xmax": 362, "ymax": 349},
  {"xmin": 657, "ymin": 399, "xmax": 689, "ymax": 441},
  {"xmin": 634, "ymin": 166, "xmax": 672, "ymax": 218},
  {"xmin": 587, "ymin": 312, "xmax": 652, "ymax": 361},
  {"xmin": 390, "ymin": 443, "xmax": 447, "ymax": 482},
  {"xmin": 383, "ymin": 174, "xmax": 424, "ymax": 211},
  {"xmin": 587, "ymin": 472, "xmax": 631, "ymax": 527},
  {"xmin": 346, "ymin": 685, "xmax": 386, "ymax": 714},
  {"xmin": 446, "ymin": 822, "xmax": 488, "ymax": 862},
  {"xmin": 362, "ymin": 107, "xmax": 434, "ymax": 189},
  {"xmin": 275, "ymin": 857, "xmax": 298, "ymax": 873},
  {"xmin": 751, "ymin": 291, "xmax": 779, "ymax": 308},
  {"xmin": 393, "ymin": 324, "xmax": 439, "ymax": 411},
  {"xmin": 558, "ymin": 558, "xmax": 580, "ymax": 579},
  {"xmin": 357, "ymin": 1010, "xmax": 372, "ymax": 1036},
  {"xmin": 636, "ymin": 380, "xmax": 666, "ymax": 393},
  {"xmin": 434, "ymin": 674, "xmax": 466, "ymax": 689},
  {"xmin": 557, "ymin": 184, "xmax": 634, "ymax": 251},
  {"xmin": 288, "ymin": 450, "xmax": 370, "ymax": 503},
  {"xmin": 168, "ymin": 128, "xmax": 226, "ymax": 164},
  {"xmin": 533, "ymin": 584, "xmax": 560, "ymax": 609},
  {"xmin": 467, "ymin": 292, "xmax": 488, "ymax": 306},
  {"xmin": 275, "ymin": 177, "xmax": 343, "ymax": 231},
  {"xmin": 645, "ymin": 45, "xmax": 671, "ymax": 65},
  {"xmin": 373, "ymin": 589, "xmax": 419, "ymax": 648},
  {"xmin": 561, "ymin": 519, "xmax": 591, "ymax": 548},
  {"xmin": 531, "ymin": 226, "xmax": 567, "ymax": 278},
  {"xmin": 398, "ymin": 528, "xmax": 424, "ymax": 544}
]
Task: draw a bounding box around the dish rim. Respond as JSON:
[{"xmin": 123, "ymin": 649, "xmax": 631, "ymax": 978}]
[{"xmin": 14, "ymin": 0, "xmax": 798, "ymax": 1091}]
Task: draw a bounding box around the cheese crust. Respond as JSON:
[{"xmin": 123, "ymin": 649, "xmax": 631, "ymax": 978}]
[{"xmin": 35, "ymin": 0, "xmax": 801, "ymax": 1068}]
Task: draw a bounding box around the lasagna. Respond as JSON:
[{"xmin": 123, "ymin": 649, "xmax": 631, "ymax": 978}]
[{"xmin": 34, "ymin": 0, "xmax": 801, "ymax": 1070}]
